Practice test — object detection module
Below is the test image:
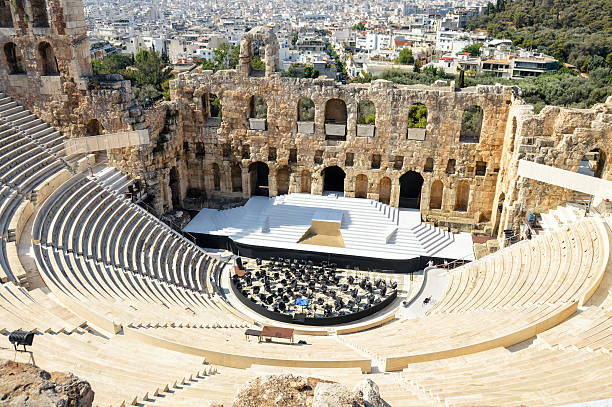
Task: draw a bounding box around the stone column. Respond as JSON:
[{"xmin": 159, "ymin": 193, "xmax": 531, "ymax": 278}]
[
  {"xmin": 242, "ymin": 166, "xmax": 251, "ymax": 198},
  {"xmin": 268, "ymin": 168, "xmax": 278, "ymax": 197},
  {"xmin": 220, "ymin": 161, "xmax": 232, "ymax": 193},
  {"xmin": 390, "ymin": 177, "xmax": 400, "ymax": 207}
]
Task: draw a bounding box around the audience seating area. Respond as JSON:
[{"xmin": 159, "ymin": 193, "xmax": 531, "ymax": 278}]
[{"xmin": 1, "ymin": 94, "xmax": 612, "ymax": 405}]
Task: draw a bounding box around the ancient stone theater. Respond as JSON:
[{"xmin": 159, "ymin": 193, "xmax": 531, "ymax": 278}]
[{"xmin": 0, "ymin": 0, "xmax": 612, "ymax": 405}]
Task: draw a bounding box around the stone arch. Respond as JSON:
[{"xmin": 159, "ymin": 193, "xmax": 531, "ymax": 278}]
[
  {"xmin": 30, "ymin": 0, "xmax": 49, "ymax": 27},
  {"xmin": 277, "ymin": 166, "xmax": 290, "ymax": 195},
  {"xmin": 248, "ymin": 161, "xmax": 269, "ymax": 196},
  {"xmin": 325, "ymin": 98, "xmax": 347, "ymax": 123},
  {"xmin": 578, "ymin": 148, "xmax": 607, "ymax": 179},
  {"xmin": 355, "ymin": 174, "xmax": 368, "ymax": 198},
  {"xmin": 212, "ymin": 163, "xmax": 221, "ymax": 191},
  {"xmin": 454, "ymin": 180, "xmax": 470, "ymax": 212},
  {"xmin": 379, "ymin": 177, "xmax": 391, "ymax": 205},
  {"xmin": 85, "ymin": 119, "xmax": 103, "ymax": 136},
  {"xmin": 399, "ymin": 171, "xmax": 424, "ymax": 209},
  {"xmin": 407, "ymin": 103, "xmax": 427, "ymax": 128},
  {"xmin": 300, "ymin": 169, "xmax": 311, "ymax": 193},
  {"xmin": 459, "ymin": 105, "xmax": 483, "ymax": 143},
  {"xmin": 324, "ymin": 98, "xmax": 347, "ymax": 140},
  {"xmin": 239, "ymin": 26, "xmax": 279, "ymax": 76},
  {"xmin": 429, "ymin": 179, "xmax": 443, "ymax": 210},
  {"xmin": 169, "ymin": 166, "xmax": 180, "ymax": 209},
  {"xmin": 4, "ymin": 42, "xmax": 25, "ymax": 74},
  {"xmin": 249, "ymin": 95, "xmax": 267, "ymax": 119},
  {"xmin": 209, "ymin": 93, "xmax": 221, "ymax": 118},
  {"xmin": 37, "ymin": 41, "xmax": 59, "ymax": 76},
  {"xmin": 357, "ymin": 100, "xmax": 375, "ymax": 125},
  {"xmin": 322, "ymin": 166, "xmax": 345, "ymax": 193},
  {"xmin": 297, "ymin": 97, "xmax": 315, "ymax": 121},
  {"xmin": 231, "ymin": 163, "xmax": 242, "ymax": 192},
  {"xmin": 0, "ymin": 0, "xmax": 13, "ymax": 28}
]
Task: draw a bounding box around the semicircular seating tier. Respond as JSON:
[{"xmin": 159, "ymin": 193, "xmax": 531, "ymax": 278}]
[{"xmin": 339, "ymin": 216, "xmax": 610, "ymax": 371}]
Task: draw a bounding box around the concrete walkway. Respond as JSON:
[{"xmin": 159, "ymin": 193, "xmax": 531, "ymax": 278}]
[{"xmin": 397, "ymin": 267, "xmax": 448, "ymax": 319}]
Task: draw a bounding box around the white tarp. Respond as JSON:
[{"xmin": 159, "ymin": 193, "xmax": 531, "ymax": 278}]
[
  {"xmin": 517, "ymin": 159, "xmax": 612, "ymax": 199},
  {"xmin": 64, "ymin": 129, "xmax": 149, "ymax": 155}
]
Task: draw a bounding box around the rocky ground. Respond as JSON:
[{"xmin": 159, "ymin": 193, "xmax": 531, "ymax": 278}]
[
  {"xmin": 0, "ymin": 359, "xmax": 94, "ymax": 407},
  {"xmin": 230, "ymin": 374, "xmax": 385, "ymax": 407}
]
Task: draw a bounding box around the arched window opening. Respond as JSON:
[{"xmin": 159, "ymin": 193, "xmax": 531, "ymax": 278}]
[
  {"xmin": 85, "ymin": 119, "xmax": 103, "ymax": 136},
  {"xmin": 241, "ymin": 144, "xmax": 250, "ymax": 159},
  {"xmin": 4, "ymin": 42, "xmax": 25, "ymax": 74},
  {"xmin": 30, "ymin": 0, "xmax": 49, "ymax": 27},
  {"xmin": 424, "ymin": 157, "xmax": 434, "ymax": 172},
  {"xmin": 429, "ymin": 180, "xmax": 443, "ymax": 210},
  {"xmin": 37, "ymin": 42, "xmax": 59, "ymax": 76},
  {"xmin": 357, "ymin": 100, "xmax": 375, "ymax": 138},
  {"xmin": 379, "ymin": 177, "xmax": 391, "ymax": 205},
  {"xmin": 297, "ymin": 97, "xmax": 315, "ymax": 134},
  {"xmin": 355, "ymin": 174, "xmax": 368, "ymax": 198},
  {"xmin": 297, "ymin": 97, "xmax": 315, "ymax": 121},
  {"xmin": 454, "ymin": 181, "xmax": 470, "ymax": 212},
  {"xmin": 324, "ymin": 98, "xmax": 347, "ymax": 140},
  {"xmin": 248, "ymin": 95, "xmax": 267, "ymax": 130},
  {"xmin": 209, "ymin": 93, "xmax": 221, "ymax": 118},
  {"xmin": 231, "ymin": 163, "xmax": 242, "ymax": 193},
  {"xmin": 407, "ymin": 103, "xmax": 427, "ymax": 140},
  {"xmin": 460, "ymin": 105, "xmax": 483, "ymax": 143}
]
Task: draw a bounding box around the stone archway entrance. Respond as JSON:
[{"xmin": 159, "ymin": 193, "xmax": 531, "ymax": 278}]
[
  {"xmin": 249, "ymin": 162, "xmax": 269, "ymax": 196},
  {"xmin": 399, "ymin": 171, "xmax": 424, "ymax": 209},
  {"xmin": 322, "ymin": 166, "xmax": 345, "ymax": 193}
]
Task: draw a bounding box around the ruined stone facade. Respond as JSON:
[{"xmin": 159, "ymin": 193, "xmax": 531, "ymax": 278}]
[{"xmin": 0, "ymin": 17, "xmax": 610, "ymax": 237}]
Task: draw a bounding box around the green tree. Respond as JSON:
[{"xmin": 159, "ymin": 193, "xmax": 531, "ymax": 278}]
[
  {"xmin": 458, "ymin": 69, "xmax": 465, "ymax": 88},
  {"xmin": 291, "ymin": 32, "xmax": 299, "ymax": 47},
  {"xmin": 228, "ymin": 45, "xmax": 240, "ymax": 69},
  {"xmin": 398, "ymin": 48, "xmax": 414, "ymax": 65},
  {"xmin": 304, "ymin": 66, "xmax": 319, "ymax": 78},
  {"xmin": 462, "ymin": 43, "xmax": 483, "ymax": 56},
  {"xmin": 352, "ymin": 22, "xmax": 366, "ymax": 31},
  {"xmin": 407, "ymin": 104, "xmax": 427, "ymax": 128},
  {"xmin": 213, "ymin": 42, "xmax": 230, "ymax": 70},
  {"xmin": 92, "ymin": 54, "xmax": 133, "ymax": 75},
  {"xmin": 251, "ymin": 56, "xmax": 265, "ymax": 71}
]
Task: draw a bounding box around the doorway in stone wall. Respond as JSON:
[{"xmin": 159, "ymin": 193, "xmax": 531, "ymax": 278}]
[
  {"xmin": 399, "ymin": 171, "xmax": 424, "ymax": 209},
  {"xmin": 322, "ymin": 166, "xmax": 346, "ymax": 194},
  {"xmin": 169, "ymin": 166, "xmax": 180, "ymax": 209},
  {"xmin": 249, "ymin": 162, "xmax": 269, "ymax": 196}
]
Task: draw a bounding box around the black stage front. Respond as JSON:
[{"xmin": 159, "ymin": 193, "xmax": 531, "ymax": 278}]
[
  {"xmin": 230, "ymin": 275, "xmax": 398, "ymax": 326},
  {"xmin": 189, "ymin": 232, "xmax": 457, "ymax": 273}
]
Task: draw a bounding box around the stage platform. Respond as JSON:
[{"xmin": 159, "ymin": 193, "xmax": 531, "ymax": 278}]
[{"xmin": 184, "ymin": 193, "xmax": 475, "ymax": 272}]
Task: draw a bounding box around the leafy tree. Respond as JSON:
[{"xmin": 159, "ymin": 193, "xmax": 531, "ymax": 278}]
[
  {"xmin": 291, "ymin": 32, "xmax": 299, "ymax": 47},
  {"xmin": 251, "ymin": 56, "xmax": 265, "ymax": 71},
  {"xmin": 228, "ymin": 45, "xmax": 240, "ymax": 69},
  {"xmin": 352, "ymin": 22, "xmax": 366, "ymax": 31},
  {"xmin": 251, "ymin": 96, "xmax": 267, "ymax": 119},
  {"xmin": 357, "ymin": 100, "xmax": 376, "ymax": 124},
  {"xmin": 462, "ymin": 43, "xmax": 483, "ymax": 56},
  {"xmin": 458, "ymin": 69, "xmax": 465, "ymax": 88},
  {"xmin": 407, "ymin": 104, "xmax": 428, "ymax": 128},
  {"xmin": 213, "ymin": 42, "xmax": 230, "ymax": 70},
  {"xmin": 353, "ymin": 71, "xmax": 373, "ymax": 83},
  {"xmin": 398, "ymin": 48, "xmax": 414, "ymax": 65},
  {"xmin": 92, "ymin": 54, "xmax": 133, "ymax": 75},
  {"xmin": 284, "ymin": 66, "xmax": 299, "ymax": 77},
  {"xmin": 298, "ymin": 97, "xmax": 315, "ymax": 121},
  {"xmin": 197, "ymin": 58, "xmax": 215, "ymax": 70},
  {"xmin": 304, "ymin": 66, "xmax": 319, "ymax": 78},
  {"xmin": 210, "ymin": 94, "xmax": 221, "ymax": 118}
]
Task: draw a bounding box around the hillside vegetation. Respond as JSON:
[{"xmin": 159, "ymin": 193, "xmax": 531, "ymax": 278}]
[{"xmin": 467, "ymin": 0, "xmax": 612, "ymax": 71}]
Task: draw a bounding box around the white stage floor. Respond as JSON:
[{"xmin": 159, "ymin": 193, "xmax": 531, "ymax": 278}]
[{"xmin": 184, "ymin": 193, "xmax": 475, "ymax": 261}]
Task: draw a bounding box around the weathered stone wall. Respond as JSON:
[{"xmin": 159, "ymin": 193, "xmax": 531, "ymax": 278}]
[
  {"xmin": 495, "ymin": 95, "xmax": 612, "ymax": 238},
  {"xmin": 170, "ymin": 62, "xmax": 517, "ymax": 233},
  {"xmin": 0, "ymin": 0, "xmax": 144, "ymax": 139}
]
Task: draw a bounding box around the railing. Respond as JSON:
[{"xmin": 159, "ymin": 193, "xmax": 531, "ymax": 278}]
[{"xmin": 436, "ymin": 253, "xmax": 473, "ymax": 270}]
